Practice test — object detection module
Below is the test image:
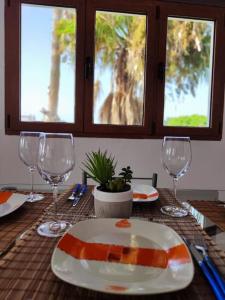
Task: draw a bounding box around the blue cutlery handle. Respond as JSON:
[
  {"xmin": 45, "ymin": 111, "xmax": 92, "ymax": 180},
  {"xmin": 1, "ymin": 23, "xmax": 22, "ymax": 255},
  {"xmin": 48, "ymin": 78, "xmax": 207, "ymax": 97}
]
[
  {"xmin": 204, "ymin": 255, "xmax": 225, "ymax": 296},
  {"xmin": 73, "ymin": 184, "xmax": 81, "ymax": 194},
  {"xmin": 80, "ymin": 184, "xmax": 87, "ymax": 194},
  {"xmin": 200, "ymin": 260, "xmax": 224, "ymax": 300}
]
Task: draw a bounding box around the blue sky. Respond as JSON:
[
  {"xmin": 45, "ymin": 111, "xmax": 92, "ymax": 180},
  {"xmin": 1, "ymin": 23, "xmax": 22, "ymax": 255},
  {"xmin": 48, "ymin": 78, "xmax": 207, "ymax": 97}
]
[{"xmin": 21, "ymin": 4, "xmax": 75, "ymax": 122}]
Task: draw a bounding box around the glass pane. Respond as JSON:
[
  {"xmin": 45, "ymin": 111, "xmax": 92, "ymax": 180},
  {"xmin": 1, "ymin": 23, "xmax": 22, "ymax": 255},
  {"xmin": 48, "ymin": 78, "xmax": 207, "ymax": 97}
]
[
  {"xmin": 93, "ymin": 11, "xmax": 147, "ymax": 125},
  {"xmin": 21, "ymin": 4, "xmax": 76, "ymax": 123},
  {"xmin": 164, "ymin": 17, "xmax": 214, "ymax": 127}
]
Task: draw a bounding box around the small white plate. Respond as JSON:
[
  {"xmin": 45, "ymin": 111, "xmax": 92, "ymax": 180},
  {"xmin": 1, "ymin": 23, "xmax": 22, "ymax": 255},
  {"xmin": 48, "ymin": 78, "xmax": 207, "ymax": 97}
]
[
  {"xmin": 132, "ymin": 184, "xmax": 159, "ymax": 202},
  {"xmin": 0, "ymin": 192, "xmax": 27, "ymax": 217},
  {"xmin": 51, "ymin": 218, "xmax": 194, "ymax": 295}
]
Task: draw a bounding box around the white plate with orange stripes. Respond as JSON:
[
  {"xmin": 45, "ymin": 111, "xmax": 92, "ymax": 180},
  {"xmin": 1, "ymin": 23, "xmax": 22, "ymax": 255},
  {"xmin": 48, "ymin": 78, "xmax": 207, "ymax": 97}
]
[
  {"xmin": 132, "ymin": 184, "xmax": 159, "ymax": 202},
  {"xmin": 0, "ymin": 192, "xmax": 27, "ymax": 217},
  {"xmin": 51, "ymin": 218, "xmax": 194, "ymax": 295}
]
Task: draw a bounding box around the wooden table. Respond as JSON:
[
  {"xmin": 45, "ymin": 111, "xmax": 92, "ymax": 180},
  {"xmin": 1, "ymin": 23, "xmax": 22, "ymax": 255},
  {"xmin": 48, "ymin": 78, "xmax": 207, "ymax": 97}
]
[{"xmin": 0, "ymin": 187, "xmax": 224, "ymax": 300}]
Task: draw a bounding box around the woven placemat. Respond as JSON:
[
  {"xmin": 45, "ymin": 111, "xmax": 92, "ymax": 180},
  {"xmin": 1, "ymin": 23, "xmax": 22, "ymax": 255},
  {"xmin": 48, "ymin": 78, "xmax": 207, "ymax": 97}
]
[
  {"xmin": 0, "ymin": 188, "xmax": 224, "ymax": 300},
  {"xmin": 189, "ymin": 200, "xmax": 225, "ymax": 232},
  {"xmin": 0, "ymin": 192, "xmax": 53, "ymax": 255},
  {"xmin": 132, "ymin": 188, "xmax": 194, "ymax": 221}
]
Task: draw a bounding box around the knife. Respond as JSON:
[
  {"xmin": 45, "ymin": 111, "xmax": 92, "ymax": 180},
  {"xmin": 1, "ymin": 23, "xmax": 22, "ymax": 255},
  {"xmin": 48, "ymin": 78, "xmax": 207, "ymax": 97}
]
[
  {"xmin": 68, "ymin": 184, "xmax": 81, "ymax": 200},
  {"xmin": 183, "ymin": 237, "xmax": 224, "ymax": 300},
  {"xmin": 72, "ymin": 184, "xmax": 87, "ymax": 207}
]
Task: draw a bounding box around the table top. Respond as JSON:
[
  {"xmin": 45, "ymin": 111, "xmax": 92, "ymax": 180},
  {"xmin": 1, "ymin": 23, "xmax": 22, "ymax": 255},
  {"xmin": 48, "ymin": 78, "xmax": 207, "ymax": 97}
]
[
  {"xmin": 0, "ymin": 183, "xmax": 70, "ymax": 192},
  {"xmin": 0, "ymin": 186, "xmax": 224, "ymax": 299}
]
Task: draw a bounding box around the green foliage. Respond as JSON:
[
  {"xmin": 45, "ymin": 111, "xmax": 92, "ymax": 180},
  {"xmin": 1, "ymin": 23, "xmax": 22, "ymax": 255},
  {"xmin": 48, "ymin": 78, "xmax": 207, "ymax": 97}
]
[
  {"xmin": 55, "ymin": 12, "xmax": 76, "ymax": 64},
  {"xmin": 106, "ymin": 178, "xmax": 125, "ymax": 193},
  {"xmin": 82, "ymin": 150, "xmax": 133, "ymax": 192},
  {"xmin": 54, "ymin": 11, "xmax": 212, "ymax": 99},
  {"xmin": 165, "ymin": 114, "xmax": 208, "ymax": 127},
  {"xmin": 95, "ymin": 12, "xmax": 146, "ymax": 84},
  {"xmin": 119, "ymin": 166, "xmax": 133, "ymax": 184},
  {"xmin": 166, "ymin": 19, "xmax": 212, "ymax": 98},
  {"xmin": 82, "ymin": 150, "xmax": 116, "ymax": 186},
  {"xmin": 51, "ymin": 9, "xmax": 212, "ymax": 126}
]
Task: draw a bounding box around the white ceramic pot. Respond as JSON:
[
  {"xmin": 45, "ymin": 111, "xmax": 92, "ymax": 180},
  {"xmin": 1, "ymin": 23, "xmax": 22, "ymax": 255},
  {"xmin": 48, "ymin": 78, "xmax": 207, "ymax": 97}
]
[{"xmin": 93, "ymin": 186, "xmax": 133, "ymax": 218}]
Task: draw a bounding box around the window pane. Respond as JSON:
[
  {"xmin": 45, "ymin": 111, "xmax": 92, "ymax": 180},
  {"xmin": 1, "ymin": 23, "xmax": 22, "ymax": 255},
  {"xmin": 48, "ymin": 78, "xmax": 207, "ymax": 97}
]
[
  {"xmin": 164, "ymin": 17, "xmax": 214, "ymax": 127},
  {"xmin": 21, "ymin": 4, "xmax": 76, "ymax": 123},
  {"xmin": 93, "ymin": 11, "xmax": 147, "ymax": 125}
]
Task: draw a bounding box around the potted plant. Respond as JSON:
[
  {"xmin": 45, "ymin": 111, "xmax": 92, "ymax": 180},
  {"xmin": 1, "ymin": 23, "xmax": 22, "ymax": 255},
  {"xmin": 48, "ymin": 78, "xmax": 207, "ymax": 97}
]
[{"xmin": 82, "ymin": 150, "xmax": 133, "ymax": 218}]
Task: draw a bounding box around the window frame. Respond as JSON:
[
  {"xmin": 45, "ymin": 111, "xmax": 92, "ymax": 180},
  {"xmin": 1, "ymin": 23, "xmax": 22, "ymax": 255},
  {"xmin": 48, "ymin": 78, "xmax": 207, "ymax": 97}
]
[
  {"xmin": 83, "ymin": 0, "xmax": 157, "ymax": 137},
  {"xmin": 4, "ymin": 0, "xmax": 225, "ymax": 140},
  {"xmin": 155, "ymin": 2, "xmax": 225, "ymax": 140},
  {"xmin": 5, "ymin": 0, "xmax": 85, "ymax": 134}
]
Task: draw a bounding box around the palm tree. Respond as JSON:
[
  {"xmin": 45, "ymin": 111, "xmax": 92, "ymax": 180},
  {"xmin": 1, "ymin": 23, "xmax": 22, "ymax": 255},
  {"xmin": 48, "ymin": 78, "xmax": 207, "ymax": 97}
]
[
  {"xmin": 43, "ymin": 8, "xmax": 76, "ymax": 122},
  {"xmin": 46, "ymin": 10, "xmax": 212, "ymax": 125},
  {"xmin": 43, "ymin": 8, "xmax": 62, "ymax": 122},
  {"xmin": 95, "ymin": 12, "xmax": 146, "ymax": 125},
  {"xmin": 166, "ymin": 18, "xmax": 212, "ymax": 98}
]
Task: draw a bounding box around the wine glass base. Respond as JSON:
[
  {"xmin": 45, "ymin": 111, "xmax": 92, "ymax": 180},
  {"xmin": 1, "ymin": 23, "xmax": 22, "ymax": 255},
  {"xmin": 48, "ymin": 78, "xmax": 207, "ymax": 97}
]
[
  {"xmin": 160, "ymin": 205, "xmax": 188, "ymax": 218},
  {"xmin": 37, "ymin": 221, "xmax": 72, "ymax": 237},
  {"xmin": 26, "ymin": 194, "xmax": 44, "ymax": 202}
]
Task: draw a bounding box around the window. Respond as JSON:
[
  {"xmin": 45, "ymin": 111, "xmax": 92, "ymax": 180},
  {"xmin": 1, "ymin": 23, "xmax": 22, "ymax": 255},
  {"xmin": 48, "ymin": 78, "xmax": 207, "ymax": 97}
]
[
  {"xmin": 93, "ymin": 10, "xmax": 147, "ymax": 126},
  {"xmin": 164, "ymin": 17, "xmax": 214, "ymax": 128},
  {"xmin": 21, "ymin": 4, "xmax": 76, "ymax": 123},
  {"xmin": 5, "ymin": 0, "xmax": 85, "ymax": 133},
  {"xmin": 83, "ymin": 0, "xmax": 155, "ymax": 136},
  {"xmin": 5, "ymin": 0, "xmax": 225, "ymax": 139},
  {"xmin": 155, "ymin": 3, "xmax": 225, "ymax": 139}
]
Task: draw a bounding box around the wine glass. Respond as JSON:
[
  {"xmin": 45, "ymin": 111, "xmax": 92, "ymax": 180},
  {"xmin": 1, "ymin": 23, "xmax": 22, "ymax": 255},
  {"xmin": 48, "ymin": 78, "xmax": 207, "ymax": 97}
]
[
  {"xmin": 37, "ymin": 132, "xmax": 75, "ymax": 237},
  {"xmin": 19, "ymin": 131, "xmax": 44, "ymax": 202},
  {"xmin": 161, "ymin": 136, "xmax": 192, "ymax": 217}
]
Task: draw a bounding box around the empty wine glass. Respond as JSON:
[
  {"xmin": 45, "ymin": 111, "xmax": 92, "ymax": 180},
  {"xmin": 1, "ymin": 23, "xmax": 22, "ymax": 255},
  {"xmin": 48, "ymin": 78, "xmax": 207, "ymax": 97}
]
[
  {"xmin": 161, "ymin": 136, "xmax": 192, "ymax": 217},
  {"xmin": 37, "ymin": 133, "xmax": 75, "ymax": 237},
  {"xmin": 19, "ymin": 131, "xmax": 44, "ymax": 202}
]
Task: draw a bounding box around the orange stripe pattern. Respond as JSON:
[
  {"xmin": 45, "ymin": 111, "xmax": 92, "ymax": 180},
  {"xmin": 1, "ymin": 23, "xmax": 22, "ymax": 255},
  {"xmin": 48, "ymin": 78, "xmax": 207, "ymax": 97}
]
[
  {"xmin": 57, "ymin": 233, "xmax": 190, "ymax": 269},
  {"xmin": 133, "ymin": 192, "xmax": 159, "ymax": 199},
  {"xmin": 0, "ymin": 192, "xmax": 12, "ymax": 204},
  {"xmin": 106, "ymin": 285, "xmax": 128, "ymax": 292},
  {"xmin": 115, "ymin": 219, "xmax": 131, "ymax": 228}
]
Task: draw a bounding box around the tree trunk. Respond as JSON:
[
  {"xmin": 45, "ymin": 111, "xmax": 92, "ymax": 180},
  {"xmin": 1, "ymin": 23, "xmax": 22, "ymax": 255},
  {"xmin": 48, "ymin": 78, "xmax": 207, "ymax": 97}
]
[
  {"xmin": 46, "ymin": 8, "xmax": 62, "ymax": 122},
  {"xmin": 100, "ymin": 47, "xmax": 143, "ymax": 125}
]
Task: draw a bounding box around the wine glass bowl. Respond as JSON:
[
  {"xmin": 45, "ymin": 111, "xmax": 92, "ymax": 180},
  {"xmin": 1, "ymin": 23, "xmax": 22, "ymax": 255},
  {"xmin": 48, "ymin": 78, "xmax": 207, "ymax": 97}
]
[
  {"xmin": 37, "ymin": 133, "xmax": 75, "ymax": 237},
  {"xmin": 161, "ymin": 136, "xmax": 192, "ymax": 217},
  {"xmin": 19, "ymin": 131, "xmax": 44, "ymax": 202}
]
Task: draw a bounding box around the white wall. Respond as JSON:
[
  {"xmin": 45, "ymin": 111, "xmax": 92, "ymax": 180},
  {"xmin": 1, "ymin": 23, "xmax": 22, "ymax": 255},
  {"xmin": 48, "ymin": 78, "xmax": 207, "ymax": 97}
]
[{"xmin": 1, "ymin": 1, "xmax": 225, "ymax": 190}]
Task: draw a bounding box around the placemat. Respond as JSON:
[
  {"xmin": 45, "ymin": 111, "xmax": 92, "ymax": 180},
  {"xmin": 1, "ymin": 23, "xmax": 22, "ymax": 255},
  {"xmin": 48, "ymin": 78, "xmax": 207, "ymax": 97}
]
[
  {"xmin": 0, "ymin": 185, "xmax": 83, "ymax": 255},
  {"xmin": 0, "ymin": 192, "xmax": 53, "ymax": 256},
  {"xmin": 132, "ymin": 188, "xmax": 194, "ymax": 220},
  {"xmin": 0, "ymin": 188, "xmax": 224, "ymax": 300},
  {"xmin": 189, "ymin": 200, "xmax": 225, "ymax": 231}
]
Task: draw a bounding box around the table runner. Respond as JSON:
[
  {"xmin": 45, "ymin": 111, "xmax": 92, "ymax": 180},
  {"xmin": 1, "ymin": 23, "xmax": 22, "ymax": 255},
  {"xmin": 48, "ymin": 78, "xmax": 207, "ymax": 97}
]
[
  {"xmin": 189, "ymin": 200, "xmax": 225, "ymax": 231},
  {"xmin": 0, "ymin": 187, "xmax": 224, "ymax": 300},
  {"xmin": 0, "ymin": 192, "xmax": 53, "ymax": 255}
]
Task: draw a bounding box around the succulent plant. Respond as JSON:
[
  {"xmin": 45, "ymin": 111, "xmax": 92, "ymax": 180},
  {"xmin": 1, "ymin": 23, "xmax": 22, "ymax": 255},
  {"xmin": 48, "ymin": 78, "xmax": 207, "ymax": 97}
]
[{"xmin": 82, "ymin": 150, "xmax": 133, "ymax": 192}]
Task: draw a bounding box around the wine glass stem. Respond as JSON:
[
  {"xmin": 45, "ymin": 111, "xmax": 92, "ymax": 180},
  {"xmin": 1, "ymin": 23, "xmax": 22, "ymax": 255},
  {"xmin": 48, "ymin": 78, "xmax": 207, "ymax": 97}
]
[
  {"xmin": 173, "ymin": 177, "xmax": 178, "ymax": 200},
  {"xmin": 29, "ymin": 167, "xmax": 35, "ymax": 196},
  {"xmin": 53, "ymin": 185, "xmax": 58, "ymax": 223}
]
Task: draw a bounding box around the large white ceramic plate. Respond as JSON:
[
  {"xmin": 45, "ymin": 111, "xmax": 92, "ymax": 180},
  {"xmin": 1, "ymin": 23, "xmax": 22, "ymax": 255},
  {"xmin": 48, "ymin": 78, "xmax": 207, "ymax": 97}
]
[
  {"xmin": 51, "ymin": 218, "xmax": 194, "ymax": 295},
  {"xmin": 132, "ymin": 184, "xmax": 159, "ymax": 202},
  {"xmin": 0, "ymin": 192, "xmax": 27, "ymax": 217}
]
